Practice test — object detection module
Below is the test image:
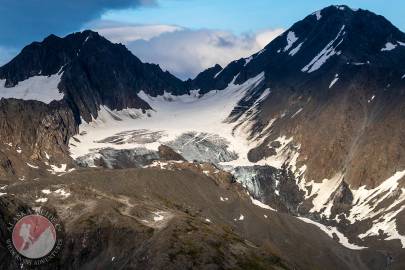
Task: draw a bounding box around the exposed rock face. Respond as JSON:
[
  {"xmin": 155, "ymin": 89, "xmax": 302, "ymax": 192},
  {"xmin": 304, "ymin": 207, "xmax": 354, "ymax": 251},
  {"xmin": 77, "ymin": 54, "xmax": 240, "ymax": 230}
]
[
  {"xmin": 0, "ymin": 31, "xmax": 191, "ymax": 176},
  {"xmin": 1, "ymin": 4, "xmax": 405, "ymax": 268},
  {"xmin": 0, "ymin": 99, "xmax": 76, "ymax": 178},
  {"xmin": 187, "ymin": 60, "xmax": 247, "ymax": 94},
  {"xmin": 4, "ymin": 6, "xmax": 404, "ymax": 188},
  {"xmin": 0, "ymin": 30, "xmax": 188, "ymax": 122},
  {"xmin": 191, "ymin": 5, "xmax": 405, "ymax": 188},
  {"xmin": 158, "ymin": 145, "xmax": 186, "ymax": 161}
]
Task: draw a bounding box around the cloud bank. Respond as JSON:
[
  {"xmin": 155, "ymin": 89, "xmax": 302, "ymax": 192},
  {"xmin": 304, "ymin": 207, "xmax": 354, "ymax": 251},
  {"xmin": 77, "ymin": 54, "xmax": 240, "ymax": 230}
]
[{"xmin": 91, "ymin": 22, "xmax": 284, "ymax": 79}]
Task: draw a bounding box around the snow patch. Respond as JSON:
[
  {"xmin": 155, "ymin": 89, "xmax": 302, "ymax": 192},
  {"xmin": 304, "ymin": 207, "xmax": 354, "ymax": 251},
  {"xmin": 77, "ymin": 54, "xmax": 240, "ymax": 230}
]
[
  {"xmin": 381, "ymin": 42, "xmax": 397, "ymax": 51},
  {"xmin": 220, "ymin": 196, "xmax": 229, "ymax": 202},
  {"xmin": 153, "ymin": 212, "xmax": 165, "ymax": 222},
  {"xmin": 27, "ymin": 163, "xmax": 39, "ymax": 169},
  {"xmin": 54, "ymin": 189, "xmax": 71, "ymax": 198},
  {"xmin": 0, "ymin": 73, "xmax": 64, "ymax": 104},
  {"xmin": 257, "ymin": 136, "xmax": 297, "ymax": 170},
  {"xmin": 289, "ymin": 42, "xmax": 303, "ymax": 56},
  {"xmin": 244, "ymin": 56, "xmax": 253, "ymax": 66},
  {"xmin": 298, "ymin": 217, "xmax": 366, "ymax": 250},
  {"xmin": 348, "ymin": 170, "xmax": 405, "ymax": 223},
  {"xmin": 302, "ymin": 25, "xmax": 345, "ymax": 73},
  {"xmin": 368, "ymin": 95, "xmax": 376, "ymax": 103},
  {"xmin": 313, "ymin": 10, "xmax": 322, "ymax": 20},
  {"xmin": 351, "ymin": 61, "xmax": 370, "ymax": 66},
  {"xmin": 214, "ymin": 69, "xmax": 223, "ymax": 79},
  {"xmin": 359, "ymin": 204, "xmax": 405, "ymax": 248},
  {"xmin": 283, "ymin": 31, "xmax": 298, "ymax": 52},
  {"xmin": 308, "ymin": 173, "xmax": 344, "ymax": 216},
  {"xmin": 329, "ymin": 74, "xmax": 339, "ymax": 88},
  {"xmin": 250, "ymin": 196, "xmax": 276, "ymax": 211},
  {"xmin": 291, "ymin": 108, "xmax": 303, "ymax": 118},
  {"xmin": 35, "ymin": 198, "xmax": 48, "ymax": 203},
  {"xmin": 47, "ymin": 164, "xmax": 67, "ymax": 174},
  {"xmin": 334, "ymin": 5, "xmax": 357, "ymax": 11}
]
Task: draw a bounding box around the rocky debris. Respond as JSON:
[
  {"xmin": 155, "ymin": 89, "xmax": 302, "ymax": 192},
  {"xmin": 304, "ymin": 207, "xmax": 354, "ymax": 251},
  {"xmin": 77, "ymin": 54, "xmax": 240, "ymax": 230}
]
[
  {"xmin": 79, "ymin": 147, "xmax": 160, "ymax": 169},
  {"xmin": 0, "ymin": 168, "xmax": 390, "ymax": 270},
  {"xmin": 0, "ymin": 169, "xmax": 292, "ymax": 270},
  {"xmin": 158, "ymin": 145, "xmax": 186, "ymax": 162}
]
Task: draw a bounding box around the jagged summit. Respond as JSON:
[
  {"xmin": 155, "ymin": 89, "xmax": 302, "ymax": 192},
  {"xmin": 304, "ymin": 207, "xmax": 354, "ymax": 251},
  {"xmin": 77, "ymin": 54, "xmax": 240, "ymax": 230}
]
[
  {"xmin": 0, "ymin": 30, "xmax": 105, "ymax": 86},
  {"xmin": 191, "ymin": 4, "xmax": 405, "ymax": 91},
  {"xmin": 0, "ymin": 29, "xmax": 188, "ymax": 122}
]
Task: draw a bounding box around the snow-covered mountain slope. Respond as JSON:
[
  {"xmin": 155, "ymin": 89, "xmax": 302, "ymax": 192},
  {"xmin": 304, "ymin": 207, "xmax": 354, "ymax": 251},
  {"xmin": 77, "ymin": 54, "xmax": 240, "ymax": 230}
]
[
  {"xmin": 66, "ymin": 5, "xmax": 405, "ymax": 255},
  {"xmin": 0, "ymin": 30, "xmax": 189, "ymax": 178},
  {"xmin": 66, "ymin": 67, "xmax": 403, "ymax": 253},
  {"xmin": 0, "ymin": 72, "xmax": 63, "ymax": 104},
  {"xmin": 1, "ymin": 4, "xmax": 405, "ymax": 267},
  {"xmin": 70, "ymin": 73, "xmax": 265, "ymax": 165}
]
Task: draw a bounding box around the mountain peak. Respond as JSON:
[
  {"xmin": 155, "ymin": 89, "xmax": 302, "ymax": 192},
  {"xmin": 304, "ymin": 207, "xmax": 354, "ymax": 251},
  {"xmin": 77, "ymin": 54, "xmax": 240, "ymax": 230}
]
[
  {"xmin": 0, "ymin": 30, "xmax": 120, "ymax": 87},
  {"xmin": 190, "ymin": 5, "xmax": 405, "ymax": 92},
  {"xmin": 64, "ymin": 30, "xmax": 102, "ymax": 44}
]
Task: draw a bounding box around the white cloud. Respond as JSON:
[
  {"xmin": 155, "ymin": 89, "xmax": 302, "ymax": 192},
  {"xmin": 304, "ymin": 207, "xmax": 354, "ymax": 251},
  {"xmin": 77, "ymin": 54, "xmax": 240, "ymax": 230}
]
[
  {"xmin": 90, "ymin": 22, "xmax": 284, "ymax": 79},
  {"xmin": 86, "ymin": 20, "xmax": 182, "ymax": 43},
  {"xmin": 255, "ymin": 29, "xmax": 285, "ymax": 48}
]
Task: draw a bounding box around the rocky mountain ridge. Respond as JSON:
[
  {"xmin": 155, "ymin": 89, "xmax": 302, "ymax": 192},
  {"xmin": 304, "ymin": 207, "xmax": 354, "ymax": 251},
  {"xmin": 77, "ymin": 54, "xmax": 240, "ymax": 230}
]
[{"xmin": 1, "ymin": 4, "xmax": 405, "ymax": 269}]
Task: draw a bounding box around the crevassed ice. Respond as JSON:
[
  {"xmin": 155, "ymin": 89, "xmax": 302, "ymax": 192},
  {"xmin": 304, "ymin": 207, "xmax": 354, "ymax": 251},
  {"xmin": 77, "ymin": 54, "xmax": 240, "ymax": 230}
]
[{"xmin": 69, "ymin": 72, "xmax": 266, "ymax": 164}]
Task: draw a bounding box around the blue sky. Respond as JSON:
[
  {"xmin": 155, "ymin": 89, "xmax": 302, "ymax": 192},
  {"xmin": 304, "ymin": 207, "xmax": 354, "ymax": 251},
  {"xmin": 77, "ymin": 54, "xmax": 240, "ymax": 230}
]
[
  {"xmin": 103, "ymin": 0, "xmax": 405, "ymax": 34},
  {"xmin": 1, "ymin": 0, "xmax": 404, "ymax": 78}
]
